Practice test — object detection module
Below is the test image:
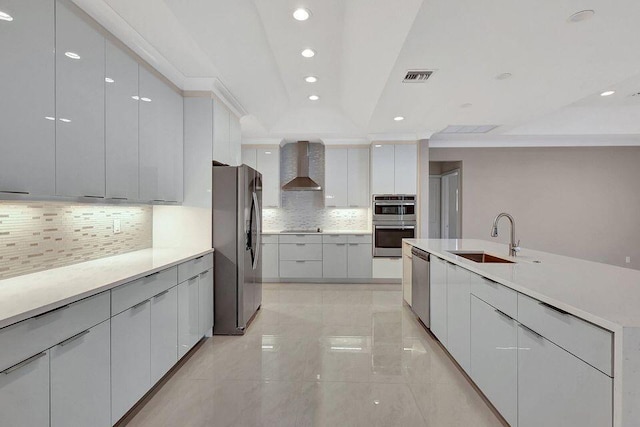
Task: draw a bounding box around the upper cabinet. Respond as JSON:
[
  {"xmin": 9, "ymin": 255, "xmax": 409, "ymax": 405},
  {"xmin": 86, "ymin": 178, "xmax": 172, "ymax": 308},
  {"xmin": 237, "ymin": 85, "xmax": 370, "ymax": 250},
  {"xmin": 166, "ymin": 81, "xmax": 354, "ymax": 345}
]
[
  {"xmin": 0, "ymin": 0, "xmax": 56, "ymax": 196},
  {"xmin": 229, "ymin": 114, "xmax": 242, "ymax": 166},
  {"xmin": 105, "ymin": 40, "xmax": 139, "ymax": 201},
  {"xmin": 324, "ymin": 147, "xmax": 370, "ymax": 207},
  {"xmin": 212, "ymin": 98, "xmax": 231, "ymax": 165},
  {"xmin": 371, "ymin": 143, "xmax": 417, "ymax": 195},
  {"xmin": 256, "ymin": 148, "xmax": 280, "ymax": 208},
  {"xmin": 55, "ymin": 0, "xmax": 105, "ymax": 198},
  {"xmin": 241, "ymin": 148, "xmax": 257, "ymax": 170}
]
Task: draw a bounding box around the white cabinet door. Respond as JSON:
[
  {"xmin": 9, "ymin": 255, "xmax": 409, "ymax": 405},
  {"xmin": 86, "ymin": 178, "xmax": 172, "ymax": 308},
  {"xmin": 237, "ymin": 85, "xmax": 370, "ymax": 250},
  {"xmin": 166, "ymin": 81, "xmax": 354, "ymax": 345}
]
[
  {"xmin": 0, "ymin": 0, "xmax": 55, "ymax": 196},
  {"xmin": 162, "ymin": 85, "xmax": 184, "ymax": 203},
  {"xmin": 55, "ymin": 0, "xmax": 105, "ymax": 198},
  {"xmin": 178, "ymin": 277, "xmax": 200, "ymax": 359},
  {"xmin": 324, "ymin": 147, "xmax": 348, "ymax": 207},
  {"xmin": 402, "ymin": 253, "xmax": 412, "ymax": 305},
  {"xmin": 183, "ymin": 97, "xmax": 213, "ymax": 208},
  {"xmin": 371, "ymin": 144, "xmax": 395, "ymax": 195},
  {"xmin": 347, "ymin": 147, "xmax": 370, "ymax": 207},
  {"xmin": 262, "ymin": 243, "xmax": 279, "ymax": 279},
  {"xmin": 212, "ymin": 98, "xmax": 230, "ymax": 164},
  {"xmin": 446, "ymin": 262, "xmax": 471, "ymax": 372},
  {"xmin": 470, "ymin": 296, "xmax": 518, "ymax": 426},
  {"xmin": 198, "ymin": 269, "xmax": 214, "ymax": 337},
  {"xmin": 518, "ymin": 324, "xmax": 613, "ymax": 427},
  {"xmin": 347, "ymin": 243, "xmax": 372, "ymax": 278},
  {"xmin": 323, "ymin": 243, "xmax": 348, "ymax": 278},
  {"xmin": 429, "ymin": 256, "xmax": 447, "ymax": 345},
  {"xmin": 393, "ymin": 144, "xmax": 417, "ymax": 194},
  {"xmin": 105, "ymin": 40, "xmax": 139, "ymax": 201},
  {"xmin": 150, "ymin": 287, "xmax": 178, "ymax": 385},
  {"xmin": 50, "ymin": 320, "xmax": 111, "ymax": 427},
  {"xmin": 0, "ymin": 350, "xmax": 49, "ymax": 427},
  {"xmin": 257, "ymin": 148, "xmax": 280, "ymax": 208},
  {"xmin": 242, "ymin": 148, "xmax": 257, "ymax": 169},
  {"xmin": 111, "ymin": 301, "xmax": 151, "ymax": 423},
  {"xmin": 229, "ymin": 114, "xmax": 242, "ymax": 166}
]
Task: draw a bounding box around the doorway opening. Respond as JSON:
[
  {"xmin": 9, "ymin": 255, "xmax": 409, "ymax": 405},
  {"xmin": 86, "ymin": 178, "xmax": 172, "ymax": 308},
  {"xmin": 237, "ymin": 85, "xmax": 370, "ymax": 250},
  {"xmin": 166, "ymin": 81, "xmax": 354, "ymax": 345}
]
[{"xmin": 429, "ymin": 161, "xmax": 462, "ymax": 239}]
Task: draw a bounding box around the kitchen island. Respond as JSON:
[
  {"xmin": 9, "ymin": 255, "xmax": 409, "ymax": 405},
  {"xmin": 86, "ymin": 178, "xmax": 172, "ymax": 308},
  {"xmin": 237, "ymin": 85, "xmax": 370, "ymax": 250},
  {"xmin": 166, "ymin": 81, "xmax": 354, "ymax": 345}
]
[{"xmin": 403, "ymin": 239, "xmax": 640, "ymax": 427}]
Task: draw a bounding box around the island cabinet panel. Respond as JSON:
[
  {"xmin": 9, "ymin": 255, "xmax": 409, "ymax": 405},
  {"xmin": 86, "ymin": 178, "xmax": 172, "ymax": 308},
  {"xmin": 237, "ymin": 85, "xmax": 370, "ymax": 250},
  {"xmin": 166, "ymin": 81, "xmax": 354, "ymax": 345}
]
[
  {"xmin": 446, "ymin": 262, "xmax": 471, "ymax": 373},
  {"xmin": 150, "ymin": 286, "xmax": 178, "ymax": 385},
  {"xmin": 50, "ymin": 320, "xmax": 111, "ymax": 427},
  {"xmin": 402, "ymin": 243, "xmax": 412, "ymax": 305},
  {"xmin": 470, "ymin": 272, "xmax": 517, "ymax": 319},
  {"xmin": 517, "ymin": 323, "xmax": 613, "ymax": 427},
  {"xmin": 429, "ymin": 256, "xmax": 448, "ymax": 346},
  {"xmin": 470, "ymin": 296, "xmax": 518, "ymax": 427},
  {"xmin": 0, "ymin": 349, "xmax": 50, "ymax": 427},
  {"xmin": 0, "ymin": 0, "xmax": 56, "ymax": 196}
]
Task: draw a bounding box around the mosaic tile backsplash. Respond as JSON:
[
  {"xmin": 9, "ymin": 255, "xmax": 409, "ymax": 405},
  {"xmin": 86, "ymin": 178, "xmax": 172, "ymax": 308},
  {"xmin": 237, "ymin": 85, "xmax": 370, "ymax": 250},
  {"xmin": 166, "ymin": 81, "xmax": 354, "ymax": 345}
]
[
  {"xmin": 0, "ymin": 202, "xmax": 152, "ymax": 280},
  {"xmin": 262, "ymin": 142, "xmax": 371, "ymax": 231}
]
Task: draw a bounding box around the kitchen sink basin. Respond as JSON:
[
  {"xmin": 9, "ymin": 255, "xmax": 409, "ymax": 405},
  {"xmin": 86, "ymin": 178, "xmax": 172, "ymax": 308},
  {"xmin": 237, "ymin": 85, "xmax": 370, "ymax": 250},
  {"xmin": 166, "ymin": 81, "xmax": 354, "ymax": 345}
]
[{"xmin": 448, "ymin": 251, "xmax": 515, "ymax": 264}]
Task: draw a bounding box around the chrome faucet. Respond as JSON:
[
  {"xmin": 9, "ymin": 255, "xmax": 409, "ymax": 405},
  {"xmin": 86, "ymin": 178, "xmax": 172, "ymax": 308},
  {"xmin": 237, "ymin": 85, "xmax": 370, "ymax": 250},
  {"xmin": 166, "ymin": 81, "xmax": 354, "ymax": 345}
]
[{"xmin": 491, "ymin": 213, "xmax": 521, "ymax": 257}]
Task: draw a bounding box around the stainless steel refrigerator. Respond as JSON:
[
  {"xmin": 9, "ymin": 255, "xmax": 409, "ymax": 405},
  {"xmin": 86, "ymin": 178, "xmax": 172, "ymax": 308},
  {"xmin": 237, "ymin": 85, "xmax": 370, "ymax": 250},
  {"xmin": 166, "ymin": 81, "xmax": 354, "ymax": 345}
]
[{"xmin": 212, "ymin": 164, "xmax": 262, "ymax": 335}]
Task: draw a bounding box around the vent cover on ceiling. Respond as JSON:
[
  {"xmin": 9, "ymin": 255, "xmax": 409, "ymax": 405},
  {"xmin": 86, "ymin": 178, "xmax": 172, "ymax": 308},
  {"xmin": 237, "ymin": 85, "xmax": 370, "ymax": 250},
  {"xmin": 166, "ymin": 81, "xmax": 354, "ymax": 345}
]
[
  {"xmin": 440, "ymin": 125, "xmax": 499, "ymax": 134},
  {"xmin": 403, "ymin": 70, "xmax": 434, "ymax": 83}
]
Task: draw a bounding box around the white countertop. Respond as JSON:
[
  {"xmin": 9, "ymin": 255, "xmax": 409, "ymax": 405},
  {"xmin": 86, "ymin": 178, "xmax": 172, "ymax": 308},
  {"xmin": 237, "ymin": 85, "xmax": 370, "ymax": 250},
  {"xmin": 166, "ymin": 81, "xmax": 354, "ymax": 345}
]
[
  {"xmin": 0, "ymin": 247, "xmax": 214, "ymax": 329},
  {"xmin": 262, "ymin": 230, "xmax": 371, "ymax": 235},
  {"xmin": 405, "ymin": 239, "xmax": 640, "ymax": 331}
]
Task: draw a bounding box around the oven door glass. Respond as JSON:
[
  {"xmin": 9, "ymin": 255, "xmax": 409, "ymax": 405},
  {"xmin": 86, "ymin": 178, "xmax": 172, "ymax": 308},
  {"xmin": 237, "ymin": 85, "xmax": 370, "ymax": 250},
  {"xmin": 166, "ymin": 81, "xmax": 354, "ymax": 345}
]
[{"xmin": 374, "ymin": 225, "xmax": 415, "ymax": 257}]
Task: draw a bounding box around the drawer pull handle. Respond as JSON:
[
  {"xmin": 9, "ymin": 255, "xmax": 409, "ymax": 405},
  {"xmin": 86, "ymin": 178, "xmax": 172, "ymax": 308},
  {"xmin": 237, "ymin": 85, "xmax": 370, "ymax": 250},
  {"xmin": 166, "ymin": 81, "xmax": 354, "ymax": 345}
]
[
  {"xmin": 336, "ymin": 244, "xmax": 346, "ymax": 246},
  {"xmin": 154, "ymin": 290, "xmax": 170, "ymax": 299},
  {"xmin": 539, "ymin": 301, "xmax": 569, "ymax": 316},
  {"xmin": 33, "ymin": 304, "xmax": 69, "ymax": 319},
  {"xmin": 0, "ymin": 190, "xmax": 29, "ymax": 195},
  {"xmin": 83, "ymin": 195, "xmax": 104, "ymax": 199},
  {"xmin": 110, "ymin": 197, "xmax": 128, "ymax": 200},
  {"xmin": 494, "ymin": 308, "xmax": 513, "ymax": 321},
  {"xmin": 144, "ymin": 272, "xmax": 159, "ymax": 280},
  {"xmin": 520, "ymin": 324, "xmax": 543, "ymax": 339},
  {"xmin": 131, "ymin": 300, "xmax": 149, "ymax": 310},
  {"xmin": 295, "ymin": 234, "xmax": 306, "ymax": 237},
  {"xmin": 349, "ymin": 243, "xmax": 359, "ymax": 246},
  {"xmin": 296, "ymin": 244, "xmax": 306, "ymax": 246},
  {"xmin": 59, "ymin": 330, "xmax": 90, "ymax": 347},
  {"xmin": 2, "ymin": 352, "xmax": 46, "ymax": 375},
  {"xmin": 195, "ymin": 256, "xmax": 204, "ymax": 260},
  {"xmin": 189, "ymin": 275, "xmax": 199, "ymax": 282},
  {"xmin": 296, "ymin": 261, "xmax": 306, "ymax": 263},
  {"xmin": 354, "ymin": 234, "xmax": 365, "ymax": 237}
]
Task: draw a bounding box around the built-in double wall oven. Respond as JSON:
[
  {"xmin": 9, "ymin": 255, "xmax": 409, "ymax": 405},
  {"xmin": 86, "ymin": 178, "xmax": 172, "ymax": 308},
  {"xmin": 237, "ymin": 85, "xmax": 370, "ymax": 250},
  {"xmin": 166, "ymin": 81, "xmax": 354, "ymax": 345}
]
[{"xmin": 372, "ymin": 195, "xmax": 416, "ymax": 257}]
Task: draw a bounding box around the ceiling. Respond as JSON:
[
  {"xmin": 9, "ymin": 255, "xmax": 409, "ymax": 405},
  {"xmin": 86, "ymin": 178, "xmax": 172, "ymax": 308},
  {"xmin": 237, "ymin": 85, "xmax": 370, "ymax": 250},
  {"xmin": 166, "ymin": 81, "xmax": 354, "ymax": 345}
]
[{"xmin": 74, "ymin": 0, "xmax": 640, "ymax": 143}]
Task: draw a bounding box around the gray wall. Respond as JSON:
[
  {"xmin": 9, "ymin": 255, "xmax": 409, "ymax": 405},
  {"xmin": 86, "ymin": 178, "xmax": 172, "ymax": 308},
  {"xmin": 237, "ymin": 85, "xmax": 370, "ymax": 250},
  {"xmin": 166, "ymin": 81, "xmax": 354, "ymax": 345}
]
[{"xmin": 429, "ymin": 146, "xmax": 640, "ymax": 270}]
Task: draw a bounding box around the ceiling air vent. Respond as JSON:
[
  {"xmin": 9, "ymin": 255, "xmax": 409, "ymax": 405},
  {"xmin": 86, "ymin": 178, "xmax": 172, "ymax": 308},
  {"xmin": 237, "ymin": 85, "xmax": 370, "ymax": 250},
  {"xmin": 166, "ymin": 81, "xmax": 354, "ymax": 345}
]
[
  {"xmin": 440, "ymin": 125, "xmax": 499, "ymax": 134},
  {"xmin": 403, "ymin": 70, "xmax": 434, "ymax": 83}
]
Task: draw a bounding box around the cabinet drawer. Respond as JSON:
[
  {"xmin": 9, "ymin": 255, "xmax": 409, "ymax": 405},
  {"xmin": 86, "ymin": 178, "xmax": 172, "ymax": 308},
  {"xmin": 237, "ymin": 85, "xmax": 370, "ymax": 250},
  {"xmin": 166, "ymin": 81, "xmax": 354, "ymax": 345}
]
[
  {"xmin": 0, "ymin": 291, "xmax": 110, "ymax": 372},
  {"xmin": 111, "ymin": 267, "xmax": 177, "ymax": 315},
  {"xmin": 279, "ymin": 243, "xmax": 322, "ymax": 261},
  {"xmin": 279, "ymin": 261, "xmax": 323, "ymax": 278},
  {"xmin": 348, "ymin": 234, "xmax": 372, "ymax": 243},
  {"xmin": 178, "ymin": 253, "xmax": 214, "ymax": 283},
  {"xmin": 279, "ymin": 234, "xmax": 322, "ymax": 244},
  {"xmin": 518, "ymin": 293, "xmax": 613, "ymax": 376},
  {"xmin": 261, "ymin": 234, "xmax": 279, "ymax": 244},
  {"xmin": 322, "ymin": 234, "xmax": 348, "ymax": 244},
  {"xmin": 470, "ymin": 273, "xmax": 518, "ymax": 319}
]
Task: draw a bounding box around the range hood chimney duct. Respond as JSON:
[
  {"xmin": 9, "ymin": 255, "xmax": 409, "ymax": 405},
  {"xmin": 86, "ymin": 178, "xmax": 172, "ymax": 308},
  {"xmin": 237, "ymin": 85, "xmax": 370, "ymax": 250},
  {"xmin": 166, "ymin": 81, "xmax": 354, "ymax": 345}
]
[{"xmin": 281, "ymin": 141, "xmax": 322, "ymax": 191}]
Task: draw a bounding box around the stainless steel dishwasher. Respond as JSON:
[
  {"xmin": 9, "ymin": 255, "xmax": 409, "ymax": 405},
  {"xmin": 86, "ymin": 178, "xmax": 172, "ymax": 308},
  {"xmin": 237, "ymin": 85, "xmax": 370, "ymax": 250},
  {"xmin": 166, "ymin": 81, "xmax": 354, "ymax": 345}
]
[{"xmin": 411, "ymin": 247, "xmax": 430, "ymax": 327}]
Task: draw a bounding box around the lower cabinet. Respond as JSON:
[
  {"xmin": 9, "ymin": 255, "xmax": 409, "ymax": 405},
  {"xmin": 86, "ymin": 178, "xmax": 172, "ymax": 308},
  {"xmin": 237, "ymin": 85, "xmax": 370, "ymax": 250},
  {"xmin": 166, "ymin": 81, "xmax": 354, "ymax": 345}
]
[
  {"xmin": 198, "ymin": 268, "xmax": 214, "ymax": 337},
  {"xmin": 402, "ymin": 245, "xmax": 412, "ymax": 305},
  {"xmin": 323, "ymin": 243, "xmax": 348, "ymax": 278},
  {"xmin": 178, "ymin": 276, "xmax": 200, "ymax": 359},
  {"xmin": 429, "ymin": 256, "xmax": 448, "ymax": 346},
  {"xmin": 111, "ymin": 301, "xmax": 151, "ymax": 423},
  {"xmin": 517, "ymin": 323, "xmax": 613, "ymax": 427},
  {"xmin": 150, "ymin": 287, "xmax": 178, "ymax": 384},
  {"xmin": 0, "ymin": 349, "xmax": 50, "ymax": 427},
  {"xmin": 347, "ymin": 243, "xmax": 372, "ymax": 278},
  {"xmin": 446, "ymin": 262, "xmax": 471, "ymax": 372},
  {"xmin": 262, "ymin": 242, "xmax": 279, "ymax": 279},
  {"xmin": 50, "ymin": 320, "xmax": 111, "ymax": 427},
  {"xmin": 470, "ymin": 296, "xmax": 518, "ymax": 427}
]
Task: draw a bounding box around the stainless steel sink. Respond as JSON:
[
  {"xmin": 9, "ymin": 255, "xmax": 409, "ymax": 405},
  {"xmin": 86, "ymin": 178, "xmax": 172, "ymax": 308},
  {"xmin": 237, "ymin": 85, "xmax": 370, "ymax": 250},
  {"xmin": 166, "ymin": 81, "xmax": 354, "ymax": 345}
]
[{"xmin": 448, "ymin": 251, "xmax": 515, "ymax": 264}]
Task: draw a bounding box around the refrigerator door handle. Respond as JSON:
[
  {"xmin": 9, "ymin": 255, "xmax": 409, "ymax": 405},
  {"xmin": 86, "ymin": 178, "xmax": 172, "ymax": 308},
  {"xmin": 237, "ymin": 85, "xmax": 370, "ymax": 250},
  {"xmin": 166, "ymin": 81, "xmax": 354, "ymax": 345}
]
[{"xmin": 252, "ymin": 191, "xmax": 261, "ymax": 270}]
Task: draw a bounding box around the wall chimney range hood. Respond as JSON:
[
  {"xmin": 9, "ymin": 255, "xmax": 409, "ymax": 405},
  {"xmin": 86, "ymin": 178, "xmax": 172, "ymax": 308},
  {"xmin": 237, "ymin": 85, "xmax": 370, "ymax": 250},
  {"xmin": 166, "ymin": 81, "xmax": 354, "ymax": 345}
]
[{"xmin": 282, "ymin": 141, "xmax": 322, "ymax": 191}]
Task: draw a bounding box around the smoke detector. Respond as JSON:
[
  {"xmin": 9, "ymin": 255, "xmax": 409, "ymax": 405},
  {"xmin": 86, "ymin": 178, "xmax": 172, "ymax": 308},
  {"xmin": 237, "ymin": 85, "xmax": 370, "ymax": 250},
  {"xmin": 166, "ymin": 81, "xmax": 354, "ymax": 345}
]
[{"xmin": 403, "ymin": 70, "xmax": 435, "ymax": 83}]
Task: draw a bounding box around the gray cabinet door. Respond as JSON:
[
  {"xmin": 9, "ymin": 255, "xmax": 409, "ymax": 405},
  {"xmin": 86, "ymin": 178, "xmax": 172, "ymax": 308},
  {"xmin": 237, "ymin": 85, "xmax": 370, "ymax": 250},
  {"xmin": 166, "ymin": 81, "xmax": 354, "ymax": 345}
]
[
  {"xmin": 518, "ymin": 324, "xmax": 613, "ymax": 427},
  {"xmin": 470, "ymin": 296, "xmax": 517, "ymax": 426},
  {"xmin": 347, "ymin": 243, "xmax": 372, "ymax": 278},
  {"xmin": 0, "ymin": 0, "xmax": 55, "ymax": 196},
  {"xmin": 55, "ymin": 0, "xmax": 105, "ymax": 198},
  {"xmin": 105, "ymin": 40, "xmax": 139, "ymax": 200},
  {"xmin": 446, "ymin": 262, "xmax": 471, "ymax": 372},
  {"xmin": 0, "ymin": 349, "xmax": 49, "ymax": 427},
  {"xmin": 150, "ymin": 287, "xmax": 178, "ymax": 385},
  {"xmin": 323, "ymin": 243, "xmax": 348, "ymax": 278},
  {"xmin": 50, "ymin": 320, "xmax": 111, "ymax": 427},
  {"xmin": 198, "ymin": 269, "xmax": 214, "ymax": 336},
  {"xmin": 178, "ymin": 277, "xmax": 200, "ymax": 358},
  {"xmin": 111, "ymin": 301, "xmax": 151, "ymax": 423},
  {"xmin": 429, "ymin": 256, "xmax": 447, "ymax": 346},
  {"xmin": 261, "ymin": 243, "xmax": 279, "ymax": 279}
]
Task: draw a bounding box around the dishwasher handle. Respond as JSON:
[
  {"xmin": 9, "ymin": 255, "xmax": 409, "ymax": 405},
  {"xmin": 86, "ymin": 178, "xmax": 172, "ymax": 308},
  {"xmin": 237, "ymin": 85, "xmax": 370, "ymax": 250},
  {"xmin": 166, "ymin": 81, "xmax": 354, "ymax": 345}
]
[{"xmin": 411, "ymin": 247, "xmax": 430, "ymax": 261}]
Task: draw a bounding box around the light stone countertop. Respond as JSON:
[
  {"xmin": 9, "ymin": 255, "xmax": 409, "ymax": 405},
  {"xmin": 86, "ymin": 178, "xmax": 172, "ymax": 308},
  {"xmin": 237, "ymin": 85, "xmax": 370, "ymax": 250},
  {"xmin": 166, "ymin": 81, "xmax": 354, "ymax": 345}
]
[
  {"xmin": 262, "ymin": 230, "xmax": 371, "ymax": 235},
  {"xmin": 0, "ymin": 247, "xmax": 214, "ymax": 329},
  {"xmin": 405, "ymin": 239, "xmax": 640, "ymax": 331}
]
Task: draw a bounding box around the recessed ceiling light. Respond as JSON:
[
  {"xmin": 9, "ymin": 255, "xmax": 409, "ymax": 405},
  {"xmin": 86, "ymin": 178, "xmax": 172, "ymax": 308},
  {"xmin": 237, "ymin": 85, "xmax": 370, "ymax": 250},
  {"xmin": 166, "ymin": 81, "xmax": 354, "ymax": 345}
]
[
  {"xmin": 496, "ymin": 72, "xmax": 512, "ymax": 80},
  {"xmin": 600, "ymin": 90, "xmax": 615, "ymax": 97},
  {"xmin": 64, "ymin": 51, "xmax": 80, "ymax": 60},
  {"xmin": 265, "ymin": 151, "xmax": 272, "ymax": 155},
  {"xmin": 460, "ymin": 103, "xmax": 473, "ymax": 108},
  {"xmin": 394, "ymin": 116, "xmax": 404, "ymax": 121},
  {"xmin": 305, "ymin": 76, "xmax": 318, "ymax": 83},
  {"xmin": 567, "ymin": 10, "xmax": 595, "ymax": 23},
  {"xmin": 293, "ymin": 8, "xmax": 311, "ymax": 21},
  {"xmin": 308, "ymin": 95, "xmax": 319, "ymax": 101},
  {"xmin": 59, "ymin": 118, "xmax": 71, "ymax": 123},
  {"xmin": 45, "ymin": 116, "xmax": 55, "ymax": 121},
  {"xmin": 375, "ymin": 144, "xmax": 382, "ymax": 148},
  {"xmin": 131, "ymin": 95, "xmax": 140, "ymax": 100},
  {"xmin": 105, "ymin": 77, "xmax": 115, "ymax": 83},
  {"xmin": 0, "ymin": 11, "xmax": 14, "ymax": 21},
  {"xmin": 140, "ymin": 97, "xmax": 152, "ymax": 102},
  {"xmin": 301, "ymin": 48, "xmax": 315, "ymax": 58}
]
